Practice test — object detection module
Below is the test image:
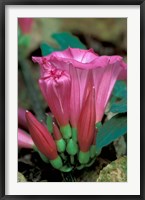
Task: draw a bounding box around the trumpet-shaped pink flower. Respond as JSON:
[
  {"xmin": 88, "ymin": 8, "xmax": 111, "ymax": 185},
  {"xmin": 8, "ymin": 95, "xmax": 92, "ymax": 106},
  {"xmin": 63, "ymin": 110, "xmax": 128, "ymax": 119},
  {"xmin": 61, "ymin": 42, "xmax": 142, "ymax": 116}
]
[
  {"xmin": 38, "ymin": 68, "xmax": 71, "ymax": 126},
  {"xmin": 18, "ymin": 128, "xmax": 34, "ymax": 149},
  {"xmin": 25, "ymin": 111, "xmax": 58, "ymax": 160},
  {"xmin": 32, "ymin": 47, "xmax": 127, "ymax": 126},
  {"xmin": 18, "ymin": 18, "xmax": 33, "ymax": 34}
]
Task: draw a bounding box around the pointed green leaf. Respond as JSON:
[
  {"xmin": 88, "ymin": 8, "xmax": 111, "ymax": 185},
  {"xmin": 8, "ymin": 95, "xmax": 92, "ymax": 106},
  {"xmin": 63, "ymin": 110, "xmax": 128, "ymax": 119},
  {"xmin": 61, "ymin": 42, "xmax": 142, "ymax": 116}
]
[
  {"xmin": 109, "ymin": 81, "xmax": 127, "ymax": 113},
  {"xmin": 52, "ymin": 32, "xmax": 86, "ymax": 50},
  {"xmin": 96, "ymin": 114, "xmax": 127, "ymax": 151},
  {"xmin": 40, "ymin": 42, "xmax": 56, "ymax": 56}
]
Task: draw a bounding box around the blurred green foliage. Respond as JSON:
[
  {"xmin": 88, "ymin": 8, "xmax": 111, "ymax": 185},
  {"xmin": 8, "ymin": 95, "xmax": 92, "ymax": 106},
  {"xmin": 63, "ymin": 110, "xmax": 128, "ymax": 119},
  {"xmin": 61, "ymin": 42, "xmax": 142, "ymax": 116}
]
[{"xmin": 40, "ymin": 32, "xmax": 86, "ymax": 56}]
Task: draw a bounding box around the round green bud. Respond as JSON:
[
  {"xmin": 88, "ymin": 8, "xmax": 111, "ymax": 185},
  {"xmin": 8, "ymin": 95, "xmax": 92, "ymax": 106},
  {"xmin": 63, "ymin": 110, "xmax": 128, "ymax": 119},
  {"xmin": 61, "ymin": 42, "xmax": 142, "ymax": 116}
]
[
  {"xmin": 66, "ymin": 139, "xmax": 78, "ymax": 156},
  {"xmin": 90, "ymin": 145, "xmax": 96, "ymax": 158},
  {"xmin": 96, "ymin": 148, "xmax": 102, "ymax": 156},
  {"xmin": 50, "ymin": 156, "xmax": 63, "ymax": 170},
  {"xmin": 78, "ymin": 151, "xmax": 90, "ymax": 164},
  {"xmin": 56, "ymin": 139, "xmax": 66, "ymax": 153},
  {"xmin": 60, "ymin": 124, "xmax": 72, "ymax": 139}
]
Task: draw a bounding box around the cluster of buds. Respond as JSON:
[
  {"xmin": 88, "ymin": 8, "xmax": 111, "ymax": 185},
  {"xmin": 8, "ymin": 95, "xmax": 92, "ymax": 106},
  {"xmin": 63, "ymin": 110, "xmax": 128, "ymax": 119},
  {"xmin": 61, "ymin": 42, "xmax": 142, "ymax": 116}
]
[{"xmin": 24, "ymin": 48, "xmax": 126, "ymax": 171}]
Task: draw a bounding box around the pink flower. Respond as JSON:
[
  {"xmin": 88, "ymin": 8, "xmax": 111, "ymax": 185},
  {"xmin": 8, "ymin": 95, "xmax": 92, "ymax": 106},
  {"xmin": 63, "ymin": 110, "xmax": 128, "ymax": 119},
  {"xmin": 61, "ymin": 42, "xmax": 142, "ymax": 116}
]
[
  {"xmin": 25, "ymin": 111, "xmax": 58, "ymax": 160},
  {"xmin": 18, "ymin": 128, "xmax": 34, "ymax": 149},
  {"xmin": 38, "ymin": 68, "xmax": 71, "ymax": 127},
  {"xmin": 32, "ymin": 48, "xmax": 127, "ymax": 126},
  {"xmin": 18, "ymin": 18, "xmax": 33, "ymax": 34}
]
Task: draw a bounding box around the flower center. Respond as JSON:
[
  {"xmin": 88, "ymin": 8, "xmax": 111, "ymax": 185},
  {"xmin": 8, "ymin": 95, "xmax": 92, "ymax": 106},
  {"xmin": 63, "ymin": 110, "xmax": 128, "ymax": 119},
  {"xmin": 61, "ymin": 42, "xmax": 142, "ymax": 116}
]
[
  {"xmin": 42, "ymin": 58, "xmax": 48, "ymax": 64},
  {"xmin": 50, "ymin": 68, "xmax": 64, "ymax": 80}
]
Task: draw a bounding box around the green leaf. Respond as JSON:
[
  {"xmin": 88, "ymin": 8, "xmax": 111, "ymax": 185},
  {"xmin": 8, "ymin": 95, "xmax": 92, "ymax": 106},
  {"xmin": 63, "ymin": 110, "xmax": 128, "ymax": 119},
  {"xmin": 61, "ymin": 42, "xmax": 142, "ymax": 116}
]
[
  {"xmin": 96, "ymin": 114, "xmax": 127, "ymax": 151},
  {"xmin": 52, "ymin": 32, "xmax": 86, "ymax": 50},
  {"xmin": 109, "ymin": 81, "xmax": 127, "ymax": 113},
  {"xmin": 40, "ymin": 32, "xmax": 86, "ymax": 56},
  {"xmin": 112, "ymin": 80, "xmax": 127, "ymax": 98},
  {"xmin": 110, "ymin": 98, "xmax": 127, "ymax": 113},
  {"xmin": 40, "ymin": 42, "xmax": 56, "ymax": 56}
]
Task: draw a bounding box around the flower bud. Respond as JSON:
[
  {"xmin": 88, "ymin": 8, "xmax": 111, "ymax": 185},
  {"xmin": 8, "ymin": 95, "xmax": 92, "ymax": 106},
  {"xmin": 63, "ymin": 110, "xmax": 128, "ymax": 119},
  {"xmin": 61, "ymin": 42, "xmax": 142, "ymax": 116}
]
[
  {"xmin": 26, "ymin": 111, "xmax": 58, "ymax": 160},
  {"xmin": 53, "ymin": 123, "xmax": 66, "ymax": 153},
  {"xmin": 66, "ymin": 139, "xmax": 78, "ymax": 156}
]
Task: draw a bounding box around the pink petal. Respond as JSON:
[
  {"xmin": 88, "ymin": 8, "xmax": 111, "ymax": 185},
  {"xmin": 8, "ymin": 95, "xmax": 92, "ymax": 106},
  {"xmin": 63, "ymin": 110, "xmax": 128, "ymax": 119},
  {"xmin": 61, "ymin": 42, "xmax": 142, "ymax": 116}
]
[
  {"xmin": 94, "ymin": 62, "xmax": 122, "ymax": 123},
  {"xmin": 118, "ymin": 61, "xmax": 127, "ymax": 80},
  {"xmin": 18, "ymin": 128, "xmax": 34, "ymax": 149}
]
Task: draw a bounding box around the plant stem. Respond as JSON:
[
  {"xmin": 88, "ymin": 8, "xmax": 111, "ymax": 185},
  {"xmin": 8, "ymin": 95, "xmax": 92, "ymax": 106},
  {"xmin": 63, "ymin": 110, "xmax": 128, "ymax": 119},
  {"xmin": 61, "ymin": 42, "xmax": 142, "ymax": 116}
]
[
  {"xmin": 60, "ymin": 153, "xmax": 66, "ymax": 160},
  {"xmin": 70, "ymin": 155, "xmax": 74, "ymax": 165},
  {"xmin": 62, "ymin": 172, "xmax": 76, "ymax": 182}
]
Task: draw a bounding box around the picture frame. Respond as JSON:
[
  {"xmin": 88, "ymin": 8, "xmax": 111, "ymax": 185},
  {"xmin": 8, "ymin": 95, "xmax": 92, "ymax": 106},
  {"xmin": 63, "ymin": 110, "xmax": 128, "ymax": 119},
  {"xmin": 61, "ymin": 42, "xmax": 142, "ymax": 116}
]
[{"xmin": 0, "ymin": 0, "xmax": 145, "ymax": 199}]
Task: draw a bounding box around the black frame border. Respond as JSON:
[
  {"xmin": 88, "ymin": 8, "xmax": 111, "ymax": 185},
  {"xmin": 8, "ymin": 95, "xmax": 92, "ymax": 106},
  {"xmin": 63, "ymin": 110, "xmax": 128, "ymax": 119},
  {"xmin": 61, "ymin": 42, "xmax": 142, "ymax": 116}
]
[{"xmin": 0, "ymin": 0, "xmax": 145, "ymax": 199}]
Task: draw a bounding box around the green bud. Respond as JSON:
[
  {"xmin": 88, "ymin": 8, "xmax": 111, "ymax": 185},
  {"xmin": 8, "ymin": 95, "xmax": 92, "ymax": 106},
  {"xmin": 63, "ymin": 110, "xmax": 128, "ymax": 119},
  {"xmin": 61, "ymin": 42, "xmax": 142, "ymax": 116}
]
[
  {"xmin": 60, "ymin": 165, "xmax": 73, "ymax": 172},
  {"xmin": 56, "ymin": 139, "xmax": 66, "ymax": 153},
  {"xmin": 72, "ymin": 127, "xmax": 77, "ymax": 142},
  {"xmin": 60, "ymin": 124, "xmax": 72, "ymax": 139},
  {"xmin": 46, "ymin": 114, "xmax": 53, "ymax": 133},
  {"xmin": 90, "ymin": 145, "xmax": 96, "ymax": 158},
  {"xmin": 78, "ymin": 151, "xmax": 90, "ymax": 164},
  {"xmin": 50, "ymin": 156, "xmax": 63, "ymax": 170},
  {"xmin": 66, "ymin": 139, "xmax": 78, "ymax": 156},
  {"xmin": 96, "ymin": 148, "xmax": 102, "ymax": 156},
  {"xmin": 85, "ymin": 158, "xmax": 96, "ymax": 167},
  {"xmin": 76, "ymin": 165, "xmax": 85, "ymax": 170}
]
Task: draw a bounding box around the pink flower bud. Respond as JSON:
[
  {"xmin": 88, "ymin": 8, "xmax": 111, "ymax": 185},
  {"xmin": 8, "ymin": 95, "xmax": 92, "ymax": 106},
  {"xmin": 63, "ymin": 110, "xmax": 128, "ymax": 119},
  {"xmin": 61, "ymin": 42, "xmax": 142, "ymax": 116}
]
[
  {"xmin": 53, "ymin": 122, "xmax": 62, "ymax": 140},
  {"xmin": 39, "ymin": 68, "xmax": 71, "ymax": 126},
  {"xmin": 78, "ymin": 77, "xmax": 96, "ymax": 152},
  {"xmin": 25, "ymin": 111, "xmax": 58, "ymax": 160},
  {"xmin": 18, "ymin": 128, "xmax": 34, "ymax": 149},
  {"xmin": 18, "ymin": 18, "xmax": 33, "ymax": 34}
]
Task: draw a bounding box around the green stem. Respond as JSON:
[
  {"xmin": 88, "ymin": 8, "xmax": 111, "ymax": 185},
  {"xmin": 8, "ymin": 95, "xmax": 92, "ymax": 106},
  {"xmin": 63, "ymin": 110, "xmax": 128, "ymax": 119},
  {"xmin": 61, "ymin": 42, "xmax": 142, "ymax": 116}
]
[
  {"xmin": 70, "ymin": 155, "xmax": 74, "ymax": 165},
  {"xmin": 60, "ymin": 153, "xmax": 66, "ymax": 160},
  {"xmin": 62, "ymin": 172, "xmax": 76, "ymax": 182}
]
